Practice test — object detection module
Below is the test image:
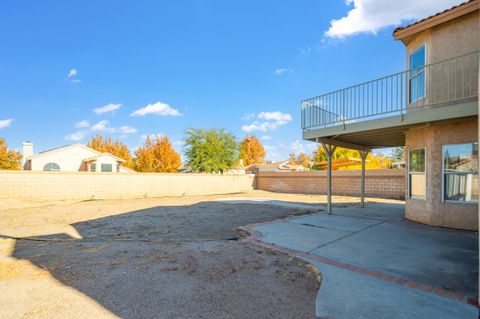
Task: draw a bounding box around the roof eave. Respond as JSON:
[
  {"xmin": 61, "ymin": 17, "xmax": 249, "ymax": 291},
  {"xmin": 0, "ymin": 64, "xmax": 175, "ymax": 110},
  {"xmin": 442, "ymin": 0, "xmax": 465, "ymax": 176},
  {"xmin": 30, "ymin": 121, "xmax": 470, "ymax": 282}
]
[{"xmin": 393, "ymin": 0, "xmax": 479, "ymax": 41}]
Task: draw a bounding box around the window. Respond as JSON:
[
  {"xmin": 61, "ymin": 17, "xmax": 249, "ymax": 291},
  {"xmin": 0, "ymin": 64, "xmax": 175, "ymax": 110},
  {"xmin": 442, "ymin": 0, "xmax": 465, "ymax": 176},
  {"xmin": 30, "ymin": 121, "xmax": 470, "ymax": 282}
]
[
  {"xmin": 408, "ymin": 148, "xmax": 426, "ymax": 199},
  {"xmin": 443, "ymin": 143, "xmax": 478, "ymax": 203},
  {"xmin": 116, "ymin": 164, "xmax": 120, "ymax": 173},
  {"xmin": 90, "ymin": 163, "xmax": 96, "ymax": 172},
  {"xmin": 43, "ymin": 162, "xmax": 61, "ymax": 171},
  {"xmin": 409, "ymin": 45, "xmax": 426, "ymax": 103},
  {"xmin": 101, "ymin": 163, "xmax": 113, "ymax": 172}
]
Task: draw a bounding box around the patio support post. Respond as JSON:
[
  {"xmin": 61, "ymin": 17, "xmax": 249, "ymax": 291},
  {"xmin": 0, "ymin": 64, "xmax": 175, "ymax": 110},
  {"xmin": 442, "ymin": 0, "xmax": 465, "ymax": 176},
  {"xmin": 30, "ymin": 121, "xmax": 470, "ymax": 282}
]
[
  {"xmin": 321, "ymin": 143, "xmax": 337, "ymax": 214},
  {"xmin": 359, "ymin": 150, "xmax": 369, "ymax": 208}
]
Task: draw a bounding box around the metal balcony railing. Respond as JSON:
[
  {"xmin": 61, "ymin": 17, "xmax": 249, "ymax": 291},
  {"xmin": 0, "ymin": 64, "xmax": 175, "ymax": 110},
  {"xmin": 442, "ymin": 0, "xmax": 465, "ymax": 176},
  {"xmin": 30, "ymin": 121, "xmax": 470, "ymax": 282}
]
[{"xmin": 301, "ymin": 51, "xmax": 479, "ymax": 130}]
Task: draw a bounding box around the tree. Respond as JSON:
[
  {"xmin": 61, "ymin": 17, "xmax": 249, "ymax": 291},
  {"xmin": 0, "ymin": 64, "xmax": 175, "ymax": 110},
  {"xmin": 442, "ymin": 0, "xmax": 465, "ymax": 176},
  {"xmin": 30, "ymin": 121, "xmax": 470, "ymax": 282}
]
[
  {"xmin": 288, "ymin": 152, "xmax": 311, "ymax": 168},
  {"xmin": 312, "ymin": 145, "xmax": 391, "ymax": 170},
  {"xmin": 296, "ymin": 153, "xmax": 311, "ymax": 168},
  {"xmin": 288, "ymin": 152, "xmax": 297, "ymax": 164},
  {"xmin": 184, "ymin": 128, "xmax": 238, "ymax": 173},
  {"xmin": 239, "ymin": 135, "xmax": 265, "ymax": 166},
  {"xmin": 134, "ymin": 135, "xmax": 181, "ymax": 173},
  {"xmin": 391, "ymin": 147, "xmax": 405, "ymax": 162},
  {"xmin": 0, "ymin": 138, "xmax": 22, "ymax": 170},
  {"xmin": 87, "ymin": 135, "xmax": 134, "ymax": 169}
]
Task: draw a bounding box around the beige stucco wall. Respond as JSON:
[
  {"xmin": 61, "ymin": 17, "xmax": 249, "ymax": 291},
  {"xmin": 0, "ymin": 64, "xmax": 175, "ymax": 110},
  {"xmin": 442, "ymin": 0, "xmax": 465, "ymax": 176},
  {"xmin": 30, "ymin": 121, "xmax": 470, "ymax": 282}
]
[
  {"xmin": 0, "ymin": 171, "xmax": 255, "ymax": 201},
  {"xmin": 405, "ymin": 117, "xmax": 478, "ymax": 230},
  {"xmin": 404, "ymin": 11, "xmax": 479, "ymax": 107},
  {"xmin": 27, "ymin": 146, "xmax": 129, "ymax": 173},
  {"xmin": 90, "ymin": 154, "xmax": 121, "ymax": 172},
  {"xmin": 29, "ymin": 146, "xmax": 98, "ymax": 172},
  {"xmin": 404, "ymin": 11, "xmax": 479, "ymax": 65}
]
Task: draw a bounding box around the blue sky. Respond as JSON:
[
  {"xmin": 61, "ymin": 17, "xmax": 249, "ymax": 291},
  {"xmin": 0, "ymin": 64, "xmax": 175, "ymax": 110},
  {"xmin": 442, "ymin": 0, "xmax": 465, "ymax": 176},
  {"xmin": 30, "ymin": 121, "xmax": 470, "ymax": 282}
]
[{"xmin": 0, "ymin": 0, "xmax": 462, "ymax": 161}]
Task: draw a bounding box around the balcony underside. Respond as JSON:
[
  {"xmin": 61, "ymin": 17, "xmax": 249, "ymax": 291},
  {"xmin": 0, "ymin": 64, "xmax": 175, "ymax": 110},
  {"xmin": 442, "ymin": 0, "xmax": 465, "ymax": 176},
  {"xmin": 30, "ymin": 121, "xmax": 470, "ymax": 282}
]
[{"xmin": 302, "ymin": 100, "xmax": 478, "ymax": 150}]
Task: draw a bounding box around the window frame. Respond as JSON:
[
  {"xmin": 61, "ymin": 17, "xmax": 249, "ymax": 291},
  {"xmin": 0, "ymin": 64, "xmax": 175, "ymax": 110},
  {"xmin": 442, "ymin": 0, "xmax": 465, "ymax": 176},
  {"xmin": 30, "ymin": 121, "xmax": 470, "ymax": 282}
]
[
  {"xmin": 90, "ymin": 163, "xmax": 96, "ymax": 172},
  {"xmin": 408, "ymin": 43, "xmax": 427, "ymax": 104},
  {"xmin": 101, "ymin": 163, "xmax": 113, "ymax": 172},
  {"xmin": 441, "ymin": 142, "xmax": 479, "ymax": 205},
  {"xmin": 43, "ymin": 162, "xmax": 61, "ymax": 171},
  {"xmin": 408, "ymin": 147, "xmax": 426, "ymax": 200}
]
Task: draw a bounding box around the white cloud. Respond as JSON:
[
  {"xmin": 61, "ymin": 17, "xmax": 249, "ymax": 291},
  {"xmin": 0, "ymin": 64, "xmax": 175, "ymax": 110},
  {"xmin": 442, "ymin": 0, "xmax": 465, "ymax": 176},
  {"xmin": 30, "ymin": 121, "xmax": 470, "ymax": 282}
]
[
  {"xmin": 67, "ymin": 68, "xmax": 77, "ymax": 78},
  {"xmin": 131, "ymin": 101, "xmax": 182, "ymax": 117},
  {"xmin": 325, "ymin": 0, "xmax": 462, "ymax": 39},
  {"xmin": 261, "ymin": 135, "xmax": 272, "ymax": 140},
  {"xmin": 93, "ymin": 103, "xmax": 121, "ymax": 114},
  {"xmin": 0, "ymin": 118, "xmax": 13, "ymax": 129},
  {"xmin": 241, "ymin": 121, "xmax": 283, "ymax": 132},
  {"xmin": 118, "ymin": 126, "xmax": 137, "ymax": 134},
  {"xmin": 74, "ymin": 120, "xmax": 90, "ymax": 129},
  {"xmin": 70, "ymin": 79, "xmax": 81, "ymax": 84},
  {"xmin": 242, "ymin": 111, "xmax": 292, "ymax": 132},
  {"xmin": 241, "ymin": 113, "xmax": 256, "ymax": 121},
  {"xmin": 258, "ymin": 111, "xmax": 292, "ymax": 122},
  {"xmin": 274, "ymin": 68, "xmax": 293, "ymax": 76},
  {"xmin": 91, "ymin": 120, "xmax": 114, "ymax": 132},
  {"xmin": 66, "ymin": 119, "xmax": 137, "ymax": 141},
  {"xmin": 64, "ymin": 130, "xmax": 87, "ymax": 141}
]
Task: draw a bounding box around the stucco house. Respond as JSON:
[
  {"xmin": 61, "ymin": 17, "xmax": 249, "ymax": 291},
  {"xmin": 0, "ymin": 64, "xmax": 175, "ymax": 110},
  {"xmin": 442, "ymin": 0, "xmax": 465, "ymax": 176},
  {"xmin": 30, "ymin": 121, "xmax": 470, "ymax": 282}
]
[
  {"xmin": 301, "ymin": 0, "xmax": 479, "ymax": 230},
  {"xmin": 22, "ymin": 142, "xmax": 134, "ymax": 173}
]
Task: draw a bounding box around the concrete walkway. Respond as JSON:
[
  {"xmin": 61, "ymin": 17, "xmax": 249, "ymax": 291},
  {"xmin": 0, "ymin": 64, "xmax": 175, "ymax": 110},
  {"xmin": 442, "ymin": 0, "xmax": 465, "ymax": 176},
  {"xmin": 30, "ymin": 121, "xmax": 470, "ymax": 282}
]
[{"xmin": 240, "ymin": 203, "xmax": 478, "ymax": 319}]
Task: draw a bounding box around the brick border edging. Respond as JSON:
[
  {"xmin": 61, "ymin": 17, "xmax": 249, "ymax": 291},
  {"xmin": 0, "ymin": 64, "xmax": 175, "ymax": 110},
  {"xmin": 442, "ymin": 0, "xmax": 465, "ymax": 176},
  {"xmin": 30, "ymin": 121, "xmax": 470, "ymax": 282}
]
[{"xmin": 237, "ymin": 222, "xmax": 478, "ymax": 307}]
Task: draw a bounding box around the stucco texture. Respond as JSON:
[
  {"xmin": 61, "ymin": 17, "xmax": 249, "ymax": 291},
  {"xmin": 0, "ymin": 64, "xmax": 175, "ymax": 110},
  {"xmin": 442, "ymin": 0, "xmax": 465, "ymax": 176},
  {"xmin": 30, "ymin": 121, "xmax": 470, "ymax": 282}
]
[{"xmin": 405, "ymin": 117, "xmax": 478, "ymax": 230}]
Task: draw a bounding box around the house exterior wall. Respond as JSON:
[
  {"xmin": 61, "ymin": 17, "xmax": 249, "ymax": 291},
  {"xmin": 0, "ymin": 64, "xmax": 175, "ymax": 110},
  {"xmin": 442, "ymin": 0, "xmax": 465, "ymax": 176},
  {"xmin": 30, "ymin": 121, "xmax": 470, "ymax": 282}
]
[
  {"xmin": 404, "ymin": 11, "xmax": 479, "ymax": 65},
  {"xmin": 91, "ymin": 154, "xmax": 121, "ymax": 172},
  {"xmin": 0, "ymin": 171, "xmax": 255, "ymax": 201},
  {"xmin": 256, "ymin": 169, "xmax": 405, "ymax": 200},
  {"xmin": 405, "ymin": 117, "xmax": 478, "ymax": 231},
  {"xmin": 29, "ymin": 146, "xmax": 98, "ymax": 172},
  {"xmin": 403, "ymin": 11, "xmax": 479, "ymax": 108}
]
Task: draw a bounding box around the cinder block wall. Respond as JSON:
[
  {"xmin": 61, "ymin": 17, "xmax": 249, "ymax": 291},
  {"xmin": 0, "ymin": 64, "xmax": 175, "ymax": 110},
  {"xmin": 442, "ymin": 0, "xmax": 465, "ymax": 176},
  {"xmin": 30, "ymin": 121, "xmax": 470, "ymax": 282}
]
[
  {"xmin": 256, "ymin": 169, "xmax": 406, "ymax": 200},
  {"xmin": 0, "ymin": 171, "xmax": 255, "ymax": 201}
]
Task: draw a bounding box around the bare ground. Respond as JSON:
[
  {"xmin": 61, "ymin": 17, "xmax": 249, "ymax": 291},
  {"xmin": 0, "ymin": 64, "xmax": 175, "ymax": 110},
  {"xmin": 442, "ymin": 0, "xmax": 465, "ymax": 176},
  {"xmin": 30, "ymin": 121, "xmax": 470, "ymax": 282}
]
[{"xmin": 0, "ymin": 191, "xmax": 399, "ymax": 318}]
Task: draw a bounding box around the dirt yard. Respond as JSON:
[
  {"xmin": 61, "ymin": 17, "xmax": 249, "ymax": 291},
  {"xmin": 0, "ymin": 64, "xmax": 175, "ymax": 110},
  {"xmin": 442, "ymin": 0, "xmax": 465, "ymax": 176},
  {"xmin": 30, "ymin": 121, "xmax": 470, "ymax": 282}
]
[{"xmin": 0, "ymin": 191, "xmax": 390, "ymax": 318}]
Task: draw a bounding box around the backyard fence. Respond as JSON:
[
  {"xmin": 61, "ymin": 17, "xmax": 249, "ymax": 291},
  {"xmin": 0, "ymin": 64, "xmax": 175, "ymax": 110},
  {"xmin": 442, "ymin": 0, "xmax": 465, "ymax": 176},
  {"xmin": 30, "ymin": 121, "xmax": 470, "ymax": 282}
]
[
  {"xmin": 0, "ymin": 171, "xmax": 255, "ymax": 201},
  {"xmin": 0, "ymin": 169, "xmax": 406, "ymax": 201},
  {"xmin": 256, "ymin": 169, "xmax": 406, "ymax": 200}
]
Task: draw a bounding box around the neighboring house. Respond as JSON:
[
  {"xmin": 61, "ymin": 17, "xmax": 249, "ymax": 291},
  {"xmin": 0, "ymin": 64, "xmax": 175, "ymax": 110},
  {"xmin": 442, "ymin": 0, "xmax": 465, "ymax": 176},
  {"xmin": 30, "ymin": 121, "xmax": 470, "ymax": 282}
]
[
  {"xmin": 22, "ymin": 142, "xmax": 134, "ymax": 173},
  {"xmin": 246, "ymin": 161, "xmax": 305, "ymax": 173},
  {"xmin": 301, "ymin": 0, "xmax": 479, "ymax": 230}
]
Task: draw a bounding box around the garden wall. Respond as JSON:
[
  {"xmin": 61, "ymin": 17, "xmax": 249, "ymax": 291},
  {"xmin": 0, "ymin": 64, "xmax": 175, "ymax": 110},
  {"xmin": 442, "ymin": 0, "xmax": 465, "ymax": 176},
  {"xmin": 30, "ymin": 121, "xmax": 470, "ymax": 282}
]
[
  {"xmin": 256, "ymin": 169, "xmax": 406, "ymax": 200},
  {"xmin": 0, "ymin": 171, "xmax": 255, "ymax": 201}
]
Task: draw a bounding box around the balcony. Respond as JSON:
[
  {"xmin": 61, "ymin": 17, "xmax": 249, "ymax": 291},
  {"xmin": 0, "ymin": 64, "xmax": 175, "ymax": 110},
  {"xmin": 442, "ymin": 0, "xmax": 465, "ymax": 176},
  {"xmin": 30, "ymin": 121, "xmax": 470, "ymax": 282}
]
[{"xmin": 301, "ymin": 51, "xmax": 479, "ymax": 148}]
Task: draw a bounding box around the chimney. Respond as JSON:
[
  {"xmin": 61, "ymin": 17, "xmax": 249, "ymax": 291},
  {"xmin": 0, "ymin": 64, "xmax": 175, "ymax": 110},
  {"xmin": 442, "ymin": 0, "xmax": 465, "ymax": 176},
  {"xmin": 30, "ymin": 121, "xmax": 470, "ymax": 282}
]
[{"xmin": 22, "ymin": 141, "xmax": 34, "ymax": 167}]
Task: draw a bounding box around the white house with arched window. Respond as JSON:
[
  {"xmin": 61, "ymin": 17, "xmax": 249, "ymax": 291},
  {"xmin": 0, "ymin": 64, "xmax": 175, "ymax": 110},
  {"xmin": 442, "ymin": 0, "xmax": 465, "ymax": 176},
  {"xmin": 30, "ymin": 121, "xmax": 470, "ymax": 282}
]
[{"xmin": 22, "ymin": 142, "xmax": 134, "ymax": 173}]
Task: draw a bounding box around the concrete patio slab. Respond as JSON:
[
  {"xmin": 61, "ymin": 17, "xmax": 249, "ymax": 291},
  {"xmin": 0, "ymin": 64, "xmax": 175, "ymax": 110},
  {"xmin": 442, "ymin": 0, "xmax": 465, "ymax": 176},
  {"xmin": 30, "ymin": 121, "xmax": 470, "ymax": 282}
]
[
  {"xmin": 247, "ymin": 204, "xmax": 478, "ymax": 318},
  {"xmin": 308, "ymin": 259, "xmax": 478, "ymax": 319},
  {"xmin": 287, "ymin": 213, "xmax": 382, "ymax": 233},
  {"xmin": 253, "ymin": 221, "xmax": 349, "ymax": 252},
  {"xmin": 331, "ymin": 204, "xmax": 405, "ymax": 221},
  {"xmin": 310, "ymin": 220, "xmax": 478, "ymax": 296}
]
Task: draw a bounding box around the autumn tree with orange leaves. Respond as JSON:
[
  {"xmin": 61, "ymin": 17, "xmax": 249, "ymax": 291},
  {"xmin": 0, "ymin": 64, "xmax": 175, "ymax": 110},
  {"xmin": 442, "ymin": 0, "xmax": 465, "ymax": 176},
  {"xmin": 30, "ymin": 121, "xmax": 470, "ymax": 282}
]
[
  {"xmin": 87, "ymin": 135, "xmax": 134, "ymax": 169},
  {"xmin": 0, "ymin": 138, "xmax": 22, "ymax": 170},
  {"xmin": 239, "ymin": 135, "xmax": 265, "ymax": 166},
  {"xmin": 134, "ymin": 135, "xmax": 181, "ymax": 173}
]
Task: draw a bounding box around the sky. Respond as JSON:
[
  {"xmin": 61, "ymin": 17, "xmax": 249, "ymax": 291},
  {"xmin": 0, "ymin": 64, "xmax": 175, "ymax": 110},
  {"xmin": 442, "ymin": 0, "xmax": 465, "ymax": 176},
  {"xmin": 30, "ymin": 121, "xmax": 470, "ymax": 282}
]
[{"xmin": 0, "ymin": 0, "xmax": 464, "ymax": 161}]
